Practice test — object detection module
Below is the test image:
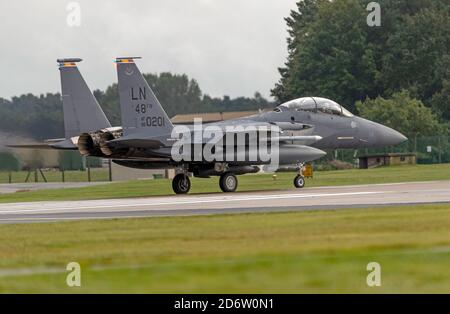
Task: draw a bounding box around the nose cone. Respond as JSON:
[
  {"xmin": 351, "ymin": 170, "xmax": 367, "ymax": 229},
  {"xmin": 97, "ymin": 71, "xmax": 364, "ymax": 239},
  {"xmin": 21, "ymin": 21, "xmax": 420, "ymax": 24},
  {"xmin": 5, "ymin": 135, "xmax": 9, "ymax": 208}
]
[
  {"xmin": 376, "ymin": 124, "xmax": 408, "ymax": 147},
  {"xmin": 354, "ymin": 117, "xmax": 408, "ymax": 148}
]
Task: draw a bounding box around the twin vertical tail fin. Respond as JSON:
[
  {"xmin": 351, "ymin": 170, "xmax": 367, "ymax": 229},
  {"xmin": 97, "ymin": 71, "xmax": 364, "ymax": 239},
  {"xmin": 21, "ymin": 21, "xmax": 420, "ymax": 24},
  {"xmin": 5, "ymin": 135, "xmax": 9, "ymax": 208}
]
[
  {"xmin": 59, "ymin": 57, "xmax": 172, "ymax": 142},
  {"xmin": 58, "ymin": 58, "xmax": 111, "ymax": 138},
  {"xmin": 116, "ymin": 57, "xmax": 173, "ymax": 138}
]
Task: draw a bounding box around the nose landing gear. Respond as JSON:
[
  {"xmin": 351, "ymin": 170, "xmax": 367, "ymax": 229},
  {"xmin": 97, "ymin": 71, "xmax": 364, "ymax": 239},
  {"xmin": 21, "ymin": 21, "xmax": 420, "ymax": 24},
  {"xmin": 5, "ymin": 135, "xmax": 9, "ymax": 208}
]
[
  {"xmin": 293, "ymin": 163, "xmax": 306, "ymax": 189},
  {"xmin": 172, "ymin": 173, "xmax": 191, "ymax": 194}
]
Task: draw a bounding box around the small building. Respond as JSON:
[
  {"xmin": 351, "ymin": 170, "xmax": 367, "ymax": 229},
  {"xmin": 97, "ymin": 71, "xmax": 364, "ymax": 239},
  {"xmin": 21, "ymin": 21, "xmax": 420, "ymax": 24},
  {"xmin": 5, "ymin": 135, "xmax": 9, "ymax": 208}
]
[{"xmin": 358, "ymin": 153, "xmax": 416, "ymax": 169}]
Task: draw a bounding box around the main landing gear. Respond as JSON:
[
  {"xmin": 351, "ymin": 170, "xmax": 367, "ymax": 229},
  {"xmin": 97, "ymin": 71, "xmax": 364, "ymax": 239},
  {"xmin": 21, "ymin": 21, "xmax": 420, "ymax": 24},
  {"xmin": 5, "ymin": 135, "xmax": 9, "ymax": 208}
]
[
  {"xmin": 219, "ymin": 172, "xmax": 238, "ymax": 193},
  {"xmin": 172, "ymin": 173, "xmax": 191, "ymax": 194},
  {"xmin": 171, "ymin": 171, "xmax": 239, "ymax": 194}
]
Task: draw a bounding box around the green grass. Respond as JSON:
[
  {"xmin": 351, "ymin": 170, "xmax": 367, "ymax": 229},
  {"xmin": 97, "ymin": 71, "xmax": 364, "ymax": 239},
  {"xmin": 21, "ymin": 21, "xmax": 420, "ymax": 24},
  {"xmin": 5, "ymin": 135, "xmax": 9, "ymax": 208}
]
[
  {"xmin": 1, "ymin": 164, "xmax": 450, "ymax": 203},
  {"xmin": 0, "ymin": 204, "xmax": 449, "ymax": 293},
  {"xmin": 0, "ymin": 169, "xmax": 109, "ymax": 183}
]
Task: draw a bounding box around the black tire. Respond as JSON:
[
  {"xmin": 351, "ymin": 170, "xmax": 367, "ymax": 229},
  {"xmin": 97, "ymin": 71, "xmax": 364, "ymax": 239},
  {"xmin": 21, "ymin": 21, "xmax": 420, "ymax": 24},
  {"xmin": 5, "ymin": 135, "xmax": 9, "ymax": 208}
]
[
  {"xmin": 294, "ymin": 174, "xmax": 305, "ymax": 188},
  {"xmin": 172, "ymin": 174, "xmax": 191, "ymax": 194},
  {"xmin": 219, "ymin": 172, "xmax": 238, "ymax": 192}
]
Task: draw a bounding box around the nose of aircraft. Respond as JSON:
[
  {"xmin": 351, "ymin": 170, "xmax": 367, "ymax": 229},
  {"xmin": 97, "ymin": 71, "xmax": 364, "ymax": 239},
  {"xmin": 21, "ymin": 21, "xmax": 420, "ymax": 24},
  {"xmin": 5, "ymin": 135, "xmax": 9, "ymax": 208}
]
[
  {"xmin": 355, "ymin": 117, "xmax": 408, "ymax": 147},
  {"xmin": 378, "ymin": 125, "xmax": 408, "ymax": 146},
  {"xmin": 370, "ymin": 122, "xmax": 408, "ymax": 147}
]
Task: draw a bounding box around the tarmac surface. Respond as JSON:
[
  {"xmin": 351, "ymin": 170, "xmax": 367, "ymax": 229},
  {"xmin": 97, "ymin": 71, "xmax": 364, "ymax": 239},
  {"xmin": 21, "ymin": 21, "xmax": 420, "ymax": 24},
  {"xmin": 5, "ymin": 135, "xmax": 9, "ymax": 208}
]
[{"xmin": 0, "ymin": 180, "xmax": 449, "ymax": 224}]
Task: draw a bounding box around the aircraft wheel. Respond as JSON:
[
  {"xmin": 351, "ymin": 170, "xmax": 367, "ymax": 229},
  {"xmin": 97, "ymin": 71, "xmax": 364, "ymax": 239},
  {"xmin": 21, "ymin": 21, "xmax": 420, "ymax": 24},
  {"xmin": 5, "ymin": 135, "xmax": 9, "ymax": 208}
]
[
  {"xmin": 219, "ymin": 172, "xmax": 238, "ymax": 192},
  {"xmin": 172, "ymin": 174, "xmax": 191, "ymax": 194},
  {"xmin": 294, "ymin": 174, "xmax": 305, "ymax": 188}
]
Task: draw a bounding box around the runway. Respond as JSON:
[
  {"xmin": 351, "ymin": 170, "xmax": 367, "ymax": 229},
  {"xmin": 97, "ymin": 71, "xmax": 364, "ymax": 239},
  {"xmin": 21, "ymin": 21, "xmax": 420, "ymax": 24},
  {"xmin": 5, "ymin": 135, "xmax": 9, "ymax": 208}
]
[
  {"xmin": 1, "ymin": 180, "xmax": 450, "ymax": 223},
  {"xmin": 0, "ymin": 182, "xmax": 110, "ymax": 194}
]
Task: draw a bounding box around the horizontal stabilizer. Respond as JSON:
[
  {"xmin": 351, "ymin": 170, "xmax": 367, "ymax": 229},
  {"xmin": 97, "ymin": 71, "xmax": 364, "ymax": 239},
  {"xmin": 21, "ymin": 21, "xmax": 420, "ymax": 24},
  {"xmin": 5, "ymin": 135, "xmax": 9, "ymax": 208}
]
[
  {"xmin": 6, "ymin": 143, "xmax": 56, "ymax": 150},
  {"xmin": 6, "ymin": 140, "xmax": 77, "ymax": 150},
  {"xmin": 49, "ymin": 138, "xmax": 78, "ymax": 150}
]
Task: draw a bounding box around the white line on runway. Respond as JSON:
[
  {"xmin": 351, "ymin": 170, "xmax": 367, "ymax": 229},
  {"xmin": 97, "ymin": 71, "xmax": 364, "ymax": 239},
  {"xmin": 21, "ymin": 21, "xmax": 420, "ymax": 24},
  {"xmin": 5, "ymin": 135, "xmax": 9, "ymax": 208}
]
[
  {"xmin": 0, "ymin": 215, "xmax": 158, "ymax": 222},
  {"xmin": 0, "ymin": 191, "xmax": 384, "ymax": 215}
]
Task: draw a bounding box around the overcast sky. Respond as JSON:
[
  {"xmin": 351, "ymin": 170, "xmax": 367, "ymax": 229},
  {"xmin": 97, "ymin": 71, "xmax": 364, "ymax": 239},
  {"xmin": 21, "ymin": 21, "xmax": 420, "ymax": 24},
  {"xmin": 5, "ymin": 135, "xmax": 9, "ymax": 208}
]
[{"xmin": 0, "ymin": 0, "xmax": 297, "ymax": 100}]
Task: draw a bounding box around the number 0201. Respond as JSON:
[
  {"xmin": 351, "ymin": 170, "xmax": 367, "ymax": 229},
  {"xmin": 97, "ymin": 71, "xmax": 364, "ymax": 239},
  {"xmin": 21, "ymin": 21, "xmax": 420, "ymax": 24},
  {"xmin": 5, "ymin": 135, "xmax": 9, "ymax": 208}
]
[{"xmin": 144, "ymin": 116, "xmax": 165, "ymax": 127}]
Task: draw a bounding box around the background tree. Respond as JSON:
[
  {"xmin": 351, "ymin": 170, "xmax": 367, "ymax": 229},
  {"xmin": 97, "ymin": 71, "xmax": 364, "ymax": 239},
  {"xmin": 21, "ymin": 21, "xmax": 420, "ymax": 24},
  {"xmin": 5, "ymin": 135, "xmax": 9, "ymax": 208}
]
[
  {"xmin": 432, "ymin": 79, "xmax": 450, "ymax": 121},
  {"xmin": 0, "ymin": 73, "xmax": 272, "ymax": 140},
  {"xmin": 273, "ymin": 0, "xmax": 450, "ymax": 121},
  {"xmin": 272, "ymin": 0, "xmax": 378, "ymax": 111},
  {"xmin": 0, "ymin": 93, "xmax": 63, "ymax": 139},
  {"xmin": 381, "ymin": 6, "xmax": 450, "ymax": 104},
  {"xmin": 200, "ymin": 92, "xmax": 272, "ymax": 113},
  {"xmin": 356, "ymin": 90, "xmax": 445, "ymax": 151},
  {"xmin": 271, "ymin": 0, "xmax": 326, "ymax": 102}
]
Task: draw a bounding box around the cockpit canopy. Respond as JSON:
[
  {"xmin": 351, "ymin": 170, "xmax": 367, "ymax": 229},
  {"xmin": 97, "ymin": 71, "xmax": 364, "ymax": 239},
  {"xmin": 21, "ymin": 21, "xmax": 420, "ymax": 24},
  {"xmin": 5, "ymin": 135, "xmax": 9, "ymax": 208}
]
[{"xmin": 274, "ymin": 97, "xmax": 354, "ymax": 117}]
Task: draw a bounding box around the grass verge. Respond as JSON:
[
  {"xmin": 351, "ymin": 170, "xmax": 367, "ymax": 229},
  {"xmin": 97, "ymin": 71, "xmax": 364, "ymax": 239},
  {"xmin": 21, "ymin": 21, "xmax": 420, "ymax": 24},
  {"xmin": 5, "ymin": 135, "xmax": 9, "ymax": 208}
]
[{"xmin": 0, "ymin": 203, "xmax": 449, "ymax": 293}]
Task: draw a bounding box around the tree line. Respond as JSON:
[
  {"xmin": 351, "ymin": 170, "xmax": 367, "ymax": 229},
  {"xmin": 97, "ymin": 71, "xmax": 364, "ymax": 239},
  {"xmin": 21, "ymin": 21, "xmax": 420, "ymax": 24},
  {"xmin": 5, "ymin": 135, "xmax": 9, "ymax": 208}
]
[
  {"xmin": 0, "ymin": 72, "xmax": 273, "ymax": 140},
  {"xmin": 273, "ymin": 0, "xmax": 449, "ymax": 140}
]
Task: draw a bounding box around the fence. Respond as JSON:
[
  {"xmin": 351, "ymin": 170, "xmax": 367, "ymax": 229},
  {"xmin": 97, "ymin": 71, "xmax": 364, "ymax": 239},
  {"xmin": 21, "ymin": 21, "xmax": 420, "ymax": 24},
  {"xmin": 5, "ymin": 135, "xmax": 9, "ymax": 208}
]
[
  {"xmin": 0, "ymin": 150, "xmax": 108, "ymax": 183},
  {"xmin": 321, "ymin": 135, "xmax": 450, "ymax": 166}
]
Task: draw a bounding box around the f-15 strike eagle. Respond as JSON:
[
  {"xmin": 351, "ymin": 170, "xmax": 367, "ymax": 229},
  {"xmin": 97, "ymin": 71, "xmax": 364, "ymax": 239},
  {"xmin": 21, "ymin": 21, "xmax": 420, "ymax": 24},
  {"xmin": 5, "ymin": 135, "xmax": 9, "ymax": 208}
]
[{"xmin": 9, "ymin": 57, "xmax": 407, "ymax": 194}]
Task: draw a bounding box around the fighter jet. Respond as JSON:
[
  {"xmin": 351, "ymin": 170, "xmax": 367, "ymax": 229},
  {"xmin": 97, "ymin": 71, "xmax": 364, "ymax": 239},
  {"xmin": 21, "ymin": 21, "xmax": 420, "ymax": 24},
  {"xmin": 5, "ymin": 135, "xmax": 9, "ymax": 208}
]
[
  {"xmin": 9, "ymin": 57, "xmax": 407, "ymax": 194},
  {"xmin": 76, "ymin": 57, "xmax": 406, "ymax": 194}
]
